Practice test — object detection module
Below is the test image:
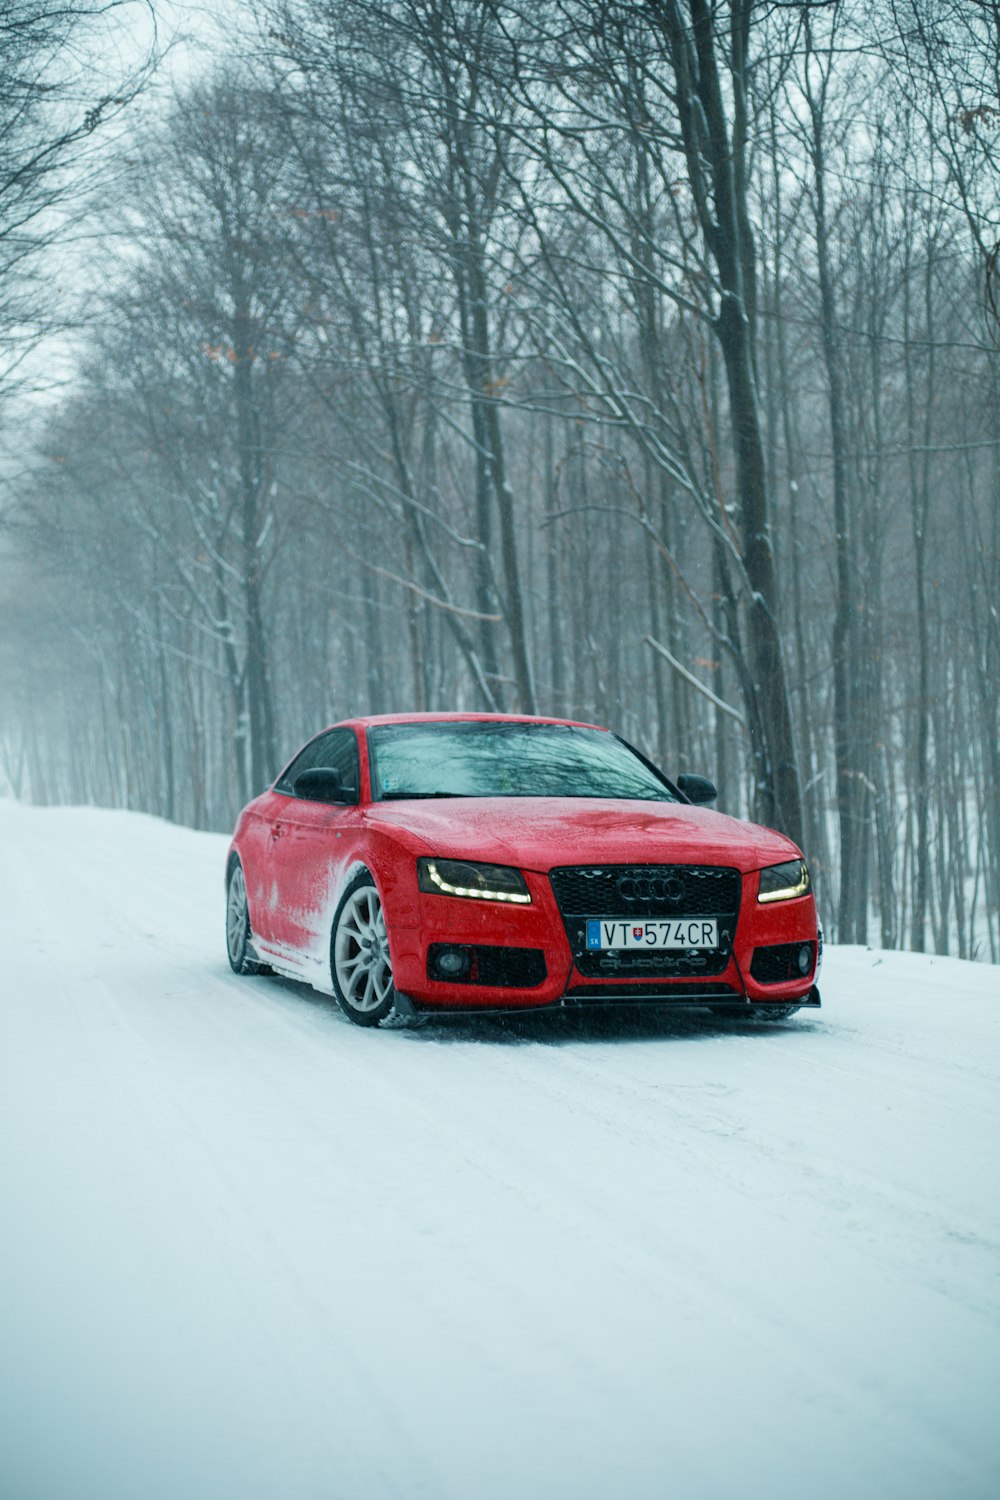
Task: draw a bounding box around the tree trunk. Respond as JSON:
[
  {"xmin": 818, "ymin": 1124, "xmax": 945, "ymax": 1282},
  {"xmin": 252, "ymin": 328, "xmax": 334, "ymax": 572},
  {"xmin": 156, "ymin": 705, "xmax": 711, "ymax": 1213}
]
[{"xmin": 660, "ymin": 0, "xmax": 804, "ymax": 843}]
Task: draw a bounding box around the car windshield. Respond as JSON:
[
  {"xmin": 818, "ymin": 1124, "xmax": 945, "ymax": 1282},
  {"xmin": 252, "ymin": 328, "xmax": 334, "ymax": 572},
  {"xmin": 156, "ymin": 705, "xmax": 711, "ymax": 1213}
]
[{"xmin": 368, "ymin": 722, "xmax": 677, "ymax": 802}]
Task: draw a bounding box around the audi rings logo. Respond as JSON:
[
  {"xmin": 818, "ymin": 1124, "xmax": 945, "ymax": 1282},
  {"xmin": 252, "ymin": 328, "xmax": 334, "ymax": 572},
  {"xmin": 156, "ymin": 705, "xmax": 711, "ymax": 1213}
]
[{"xmin": 615, "ymin": 873, "xmax": 685, "ymax": 905}]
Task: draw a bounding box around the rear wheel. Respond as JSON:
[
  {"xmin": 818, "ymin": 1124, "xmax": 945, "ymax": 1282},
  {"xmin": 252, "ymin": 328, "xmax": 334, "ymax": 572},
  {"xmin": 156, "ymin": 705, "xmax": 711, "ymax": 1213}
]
[
  {"xmin": 226, "ymin": 860, "xmax": 268, "ymax": 974},
  {"xmin": 330, "ymin": 871, "xmax": 397, "ymax": 1027}
]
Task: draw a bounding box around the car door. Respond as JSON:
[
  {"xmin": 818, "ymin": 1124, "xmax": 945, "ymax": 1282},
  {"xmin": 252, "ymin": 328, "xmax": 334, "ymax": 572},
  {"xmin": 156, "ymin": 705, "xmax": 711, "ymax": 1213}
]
[{"xmin": 263, "ymin": 728, "xmax": 362, "ymax": 960}]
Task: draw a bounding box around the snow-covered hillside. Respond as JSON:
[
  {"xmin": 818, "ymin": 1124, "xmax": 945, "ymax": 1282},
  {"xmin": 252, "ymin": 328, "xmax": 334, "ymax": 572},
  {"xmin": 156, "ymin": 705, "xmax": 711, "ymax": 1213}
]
[{"xmin": 1, "ymin": 802, "xmax": 997, "ymax": 1500}]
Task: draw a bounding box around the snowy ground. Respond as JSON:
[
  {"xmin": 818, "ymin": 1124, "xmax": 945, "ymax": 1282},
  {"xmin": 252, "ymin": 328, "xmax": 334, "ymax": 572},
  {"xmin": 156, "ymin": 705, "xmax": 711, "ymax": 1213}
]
[{"xmin": 1, "ymin": 802, "xmax": 997, "ymax": 1500}]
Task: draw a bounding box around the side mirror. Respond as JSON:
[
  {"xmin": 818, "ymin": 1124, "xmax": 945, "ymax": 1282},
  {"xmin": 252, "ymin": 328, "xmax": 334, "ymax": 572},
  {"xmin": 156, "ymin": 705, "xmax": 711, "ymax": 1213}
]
[
  {"xmin": 293, "ymin": 767, "xmax": 356, "ymax": 804},
  {"xmin": 677, "ymin": 773, "xmax": 717, "ymax": 806}
]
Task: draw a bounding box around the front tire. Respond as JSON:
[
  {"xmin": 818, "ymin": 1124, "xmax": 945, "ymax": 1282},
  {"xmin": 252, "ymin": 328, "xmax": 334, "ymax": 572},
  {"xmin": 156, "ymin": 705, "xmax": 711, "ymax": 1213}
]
[
  {"xmin": 330, "ymin": 870, "xmax": 397, "ymax": 1027},
  {"xmin": 226, "ymin": 860, "xmax": 268, "ymax": 974}
]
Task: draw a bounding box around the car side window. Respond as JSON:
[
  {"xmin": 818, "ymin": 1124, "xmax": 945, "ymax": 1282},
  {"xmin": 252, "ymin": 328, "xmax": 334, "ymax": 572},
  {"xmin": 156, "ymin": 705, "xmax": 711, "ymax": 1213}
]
[{"xmin": 274, "ymin": 729, "xmax": 359, "ymax": 800}]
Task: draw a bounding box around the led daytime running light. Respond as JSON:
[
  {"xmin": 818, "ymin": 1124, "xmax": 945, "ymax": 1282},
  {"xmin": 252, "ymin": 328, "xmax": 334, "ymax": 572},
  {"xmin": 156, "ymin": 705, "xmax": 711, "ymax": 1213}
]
[
  {"xmin": 423, "ymin": 859, "xmax": 531, "ymax": 904},
  {"xmin": 757, "ymin": 861, "xmax": 811, "ymax": 903}
]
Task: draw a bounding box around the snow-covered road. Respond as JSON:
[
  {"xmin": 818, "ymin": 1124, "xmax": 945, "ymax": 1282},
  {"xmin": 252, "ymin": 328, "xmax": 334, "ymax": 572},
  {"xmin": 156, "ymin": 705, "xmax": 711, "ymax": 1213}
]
[{"xmin": 1, "ymin": 802, "xmax": 997, "ymax": 1500}]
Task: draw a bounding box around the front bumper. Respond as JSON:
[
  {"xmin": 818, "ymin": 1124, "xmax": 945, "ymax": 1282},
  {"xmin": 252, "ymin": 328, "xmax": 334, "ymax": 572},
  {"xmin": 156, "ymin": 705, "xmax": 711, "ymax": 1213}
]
[{"xmin": 387, "ymin": 863, "xmax": 820, "ymax": 1014}]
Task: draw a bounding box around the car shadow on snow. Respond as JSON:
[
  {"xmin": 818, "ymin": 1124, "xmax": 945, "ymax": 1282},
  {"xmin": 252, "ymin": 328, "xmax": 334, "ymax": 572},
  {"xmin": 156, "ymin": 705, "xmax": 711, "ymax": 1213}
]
[
  {"xmin": 245, "ymin": 970, "xmax": 820, "ymax": 1047},
  {"xmin": 402, "ymin": 1006, "xmax": 822, "ymax": 1048}
]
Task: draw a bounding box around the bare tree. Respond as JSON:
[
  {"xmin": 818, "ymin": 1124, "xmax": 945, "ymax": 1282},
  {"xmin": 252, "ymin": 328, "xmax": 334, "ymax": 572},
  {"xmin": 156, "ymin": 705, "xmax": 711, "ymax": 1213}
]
[
  {"xmin": 470, "ymin": 0, "xmax": 805, "ymax": 838},
  {"xmin": 0, "ymin": 2, "xmax": 155, "ymax": 430},
  {"xmin": 264, "ymin": 0, "xmax": 538, "ymax": 711}
]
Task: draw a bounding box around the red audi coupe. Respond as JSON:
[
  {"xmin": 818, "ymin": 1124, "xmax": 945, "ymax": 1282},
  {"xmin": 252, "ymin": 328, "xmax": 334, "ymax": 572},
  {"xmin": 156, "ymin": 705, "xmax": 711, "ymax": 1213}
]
[{"xmin": 225, "ymin": 713, "xmax": 821, "ymax": 1026}]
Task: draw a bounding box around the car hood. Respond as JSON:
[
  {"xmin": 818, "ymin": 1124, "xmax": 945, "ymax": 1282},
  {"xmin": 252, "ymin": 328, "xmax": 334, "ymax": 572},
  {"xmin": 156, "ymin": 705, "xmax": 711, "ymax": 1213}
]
[{"xmin": 363, "ymin": 797, "xmax": 799, "ymax": 872}]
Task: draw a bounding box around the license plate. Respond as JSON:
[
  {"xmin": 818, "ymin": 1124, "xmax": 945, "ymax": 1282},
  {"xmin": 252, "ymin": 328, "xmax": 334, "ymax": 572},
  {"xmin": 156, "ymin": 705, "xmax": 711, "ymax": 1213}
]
[{"xmin": 586, "ymin": 918, "xmax": 719, "ymax": 950}]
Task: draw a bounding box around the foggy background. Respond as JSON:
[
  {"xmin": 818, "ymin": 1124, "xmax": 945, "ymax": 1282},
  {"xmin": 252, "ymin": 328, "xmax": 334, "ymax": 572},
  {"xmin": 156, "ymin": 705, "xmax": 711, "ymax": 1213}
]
[{"xmin": 1, "ymin": 0, "xmax": 997, "ymax": 960}]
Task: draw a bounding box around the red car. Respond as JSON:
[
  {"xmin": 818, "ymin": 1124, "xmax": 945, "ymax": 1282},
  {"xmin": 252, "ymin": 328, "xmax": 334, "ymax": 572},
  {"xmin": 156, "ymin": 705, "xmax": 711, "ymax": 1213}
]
[{"xmin": 225, "ymin": 713, "xmax": 821, "ymax": 1026}]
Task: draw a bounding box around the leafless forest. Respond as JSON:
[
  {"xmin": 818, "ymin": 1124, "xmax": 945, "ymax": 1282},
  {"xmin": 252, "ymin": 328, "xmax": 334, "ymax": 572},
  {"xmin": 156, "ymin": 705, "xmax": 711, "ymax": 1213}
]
[{"xmin": 1, "ymin": 0, "xmax": 998, "ymax": 959}]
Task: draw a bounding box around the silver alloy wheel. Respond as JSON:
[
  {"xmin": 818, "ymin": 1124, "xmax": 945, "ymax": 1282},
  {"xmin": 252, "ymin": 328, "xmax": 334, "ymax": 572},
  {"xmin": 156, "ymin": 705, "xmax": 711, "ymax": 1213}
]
[
  {"xmin": 227, "ymin": 863, "xmax": 249, "ymax": 968},
  {"xmin": 333, "ymin": 882, "xmax": 394, "ymax": 1015}
]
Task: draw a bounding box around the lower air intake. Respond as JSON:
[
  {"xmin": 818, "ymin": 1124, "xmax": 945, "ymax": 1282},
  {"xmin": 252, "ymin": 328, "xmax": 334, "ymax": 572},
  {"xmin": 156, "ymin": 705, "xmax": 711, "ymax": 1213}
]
[
  {"xmin": 427, "ymin": 944, "xmax": 547, "ymax": 989},
  {"xmin": 750, "ymin": 941, "xmax": 816, "ymax": 985}
]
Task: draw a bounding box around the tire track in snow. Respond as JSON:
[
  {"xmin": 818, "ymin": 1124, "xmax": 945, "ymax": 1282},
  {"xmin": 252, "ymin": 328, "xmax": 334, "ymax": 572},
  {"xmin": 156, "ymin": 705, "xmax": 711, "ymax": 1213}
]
[{"xmin": 2, "ymin": 828, "xmax": 439, "ymax": 1500}]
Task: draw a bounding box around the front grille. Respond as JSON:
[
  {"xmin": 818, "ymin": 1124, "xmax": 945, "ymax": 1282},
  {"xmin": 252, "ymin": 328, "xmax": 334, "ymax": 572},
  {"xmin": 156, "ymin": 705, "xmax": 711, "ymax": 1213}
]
[
  {"xmin": 573, "ymin": 950, "xmax": 731, "ymax": 978},
  {"xmin": 550, "ymin": 865, "xmax": 740, "ymax": 916},
  {"xmin": 750, "ymin": 941, "xmax": 816, "ymax": 985},
  {"xmin": 550, "ymin": 864, "xmax": 740, "ymax": 979}
]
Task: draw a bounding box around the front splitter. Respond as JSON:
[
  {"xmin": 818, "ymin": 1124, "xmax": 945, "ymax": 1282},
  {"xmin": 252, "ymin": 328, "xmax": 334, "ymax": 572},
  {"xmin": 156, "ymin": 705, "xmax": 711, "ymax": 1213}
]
[{"xmin": 394, "ymin": 984, "xmax": 821, "ymax": 1020}]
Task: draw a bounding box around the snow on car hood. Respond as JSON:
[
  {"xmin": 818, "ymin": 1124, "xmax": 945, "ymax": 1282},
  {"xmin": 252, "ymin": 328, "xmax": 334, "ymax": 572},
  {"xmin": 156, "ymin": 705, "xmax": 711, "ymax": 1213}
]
[{"xmin": 363, "ymin": 796, "xmax": 799, "ymax": 872}]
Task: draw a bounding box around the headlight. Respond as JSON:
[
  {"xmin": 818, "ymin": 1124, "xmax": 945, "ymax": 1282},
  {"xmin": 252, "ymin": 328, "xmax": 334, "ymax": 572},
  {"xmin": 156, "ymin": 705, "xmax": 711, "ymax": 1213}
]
[
  {"xmin": 417, "ymin": 857, "xmax": 531, "ymax": 904},
  {"xmin": 757, "ymin": 858, "xmax": 810, "ymax": 903}
]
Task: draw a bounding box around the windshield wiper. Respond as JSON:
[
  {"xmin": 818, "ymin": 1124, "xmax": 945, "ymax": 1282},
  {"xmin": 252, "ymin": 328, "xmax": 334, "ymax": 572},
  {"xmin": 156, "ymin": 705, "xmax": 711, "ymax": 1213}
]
[{"xmin": 379, "ymin": 790, "xmax": 468, "ymax": 800}]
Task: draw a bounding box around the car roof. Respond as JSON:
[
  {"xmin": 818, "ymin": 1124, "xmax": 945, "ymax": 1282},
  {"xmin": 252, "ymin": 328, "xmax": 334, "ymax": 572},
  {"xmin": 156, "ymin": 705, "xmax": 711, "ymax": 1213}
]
[{"xmin": 334, "ymin": 711, "xmax": 608, "ymax": 732}]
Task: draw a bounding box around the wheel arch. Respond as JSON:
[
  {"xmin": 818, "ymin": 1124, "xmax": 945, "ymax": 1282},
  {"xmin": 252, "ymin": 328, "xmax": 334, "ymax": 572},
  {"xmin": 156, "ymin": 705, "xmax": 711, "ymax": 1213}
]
[{"xmin": 347, "ymin": 825, "xmax": 428, "ymax": 936}]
